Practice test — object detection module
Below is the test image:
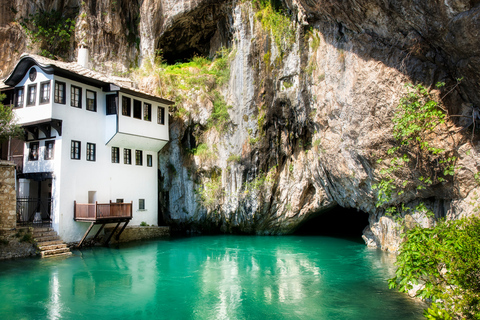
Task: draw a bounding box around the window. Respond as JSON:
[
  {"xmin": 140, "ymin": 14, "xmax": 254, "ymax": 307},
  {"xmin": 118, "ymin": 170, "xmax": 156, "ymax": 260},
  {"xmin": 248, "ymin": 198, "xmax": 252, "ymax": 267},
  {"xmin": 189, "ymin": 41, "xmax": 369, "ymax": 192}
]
[
  {"xmin": 71, "ymin": 85, "xmax": 82, "ymax": 108},
  {"xmin": 139, "ymin": 199, "xmax": 145, "ymax": 210},
  {"xmin": 124, "ymin": 148, "xmax": 131, "ymax": 164},
  {"xmin": 106, "ymin": 94, "xmax": 117, "ymax": 115},
  {"xmin": 28, "ymin": 142, "xmax": 39, "ymax": 161},
  {"xmin": 39, "ymin": 81, "xmax": 50, "ymax": 104},
  {"xmin": 29, "ymin": 68, "xmax": 37, "ymax": 82},
  {"xmin": 133, "ymin": 100, "xmax": 142, "ymax": 119},
  {"xmin": 158, "ymin": 106, "xmax": 165, "ymax": 125},
  {"xmin": 111, "ymin": 147, "xmax": 119, "ymax": 163},
  {"xmin": 71, "ymin": 140, "xmax": 81, "ymax": 159},
  {"xmin": 143, "ymin": 103, "xmax": 151, "ymax": 121},
  {"xmin": 116, "ymin": 199, "xmax": 124, "ymax": 203},
  {"xmin": 15, "ymin": 87, "xmax": 24, "ymax": 108},
  {"xmin": 86, "ymin": 143, "xmax": 96, "ymax": 161},
  {"xmin": 27, "ymin": 84, "xmax": 36, "ymax": 106},
  {"xmin": 54, "ymin": 81, "xmax": 66, "ymax": 104},
  {"xmin": 147, "ymin": 154, "xmax": 153, "ymax": 167},
  {"xmin": 44, "ymin": 141, "xmax": 55, "ymax": 160},
  {"xmin": 135, "ymin": 150, "xmax": 143, "ymax": 165},
  {"xmin": 86, "ymin": 90, "xmax": 96, "ymax": 112},
  {"xmin": 122, "ymin": 96, "xmax": 131, "ymax": 116}
]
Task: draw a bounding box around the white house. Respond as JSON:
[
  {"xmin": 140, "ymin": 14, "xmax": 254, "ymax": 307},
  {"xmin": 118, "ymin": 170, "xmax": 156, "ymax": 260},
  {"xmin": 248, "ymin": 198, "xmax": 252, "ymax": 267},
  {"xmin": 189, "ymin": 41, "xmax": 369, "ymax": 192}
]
[{"xmin": 1, "ymin": 50, "xmax": 173, "ymax": 243}]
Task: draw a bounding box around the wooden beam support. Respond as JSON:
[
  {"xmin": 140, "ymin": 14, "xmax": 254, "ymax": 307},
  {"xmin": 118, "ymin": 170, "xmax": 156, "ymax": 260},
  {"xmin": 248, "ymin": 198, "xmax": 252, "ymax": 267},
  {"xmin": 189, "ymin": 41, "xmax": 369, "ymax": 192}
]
[
  {"xmin": 115, "ymin": 221, "xmax": 129, "ymax": 240},
  {"xmin": 92, "ymin": 224, "xmax": 106, "ymax": 242},
  {"xmin": 77, "ymin": 222, "xmax": 95, "ymax": 248},
  {"xmin": 104, "ymin": 222, "xmax": 121, "ymax": 246}
]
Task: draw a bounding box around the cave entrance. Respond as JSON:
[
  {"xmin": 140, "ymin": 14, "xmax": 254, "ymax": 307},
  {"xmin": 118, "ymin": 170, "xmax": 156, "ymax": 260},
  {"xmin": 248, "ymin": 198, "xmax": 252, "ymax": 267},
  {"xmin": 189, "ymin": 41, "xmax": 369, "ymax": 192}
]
[
  {"xmin": 156, "ymin": 4, "xmax": 231, "ymax": 64},
  {"xmin": 294, "ymin": 206, "xmax": 369, "ymax": 237}
]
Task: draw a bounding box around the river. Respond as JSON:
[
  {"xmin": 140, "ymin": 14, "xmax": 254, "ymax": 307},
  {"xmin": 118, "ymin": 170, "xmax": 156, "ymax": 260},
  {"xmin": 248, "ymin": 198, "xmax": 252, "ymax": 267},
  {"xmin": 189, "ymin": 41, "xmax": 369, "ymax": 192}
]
[{"xmin": 0, "ymin": 235, "xmax": 425, "ymax": 319}]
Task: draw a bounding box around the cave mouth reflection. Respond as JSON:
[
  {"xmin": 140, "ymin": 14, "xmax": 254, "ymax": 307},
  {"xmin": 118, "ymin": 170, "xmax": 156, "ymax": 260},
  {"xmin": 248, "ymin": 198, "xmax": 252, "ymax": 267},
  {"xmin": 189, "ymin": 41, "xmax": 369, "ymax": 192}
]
[{"xmin": 294, "ymin": 206, "xmax": 369, "ymax": 237}]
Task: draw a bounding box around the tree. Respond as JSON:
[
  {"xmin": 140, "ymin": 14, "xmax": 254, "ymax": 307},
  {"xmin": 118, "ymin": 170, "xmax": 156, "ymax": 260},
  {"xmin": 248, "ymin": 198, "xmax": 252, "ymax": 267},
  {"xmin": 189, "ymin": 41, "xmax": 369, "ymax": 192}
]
[
  {"xmin": 0, "ymin": 94, "xmax": 22, "ymax": 142},
  {"xmin": 389, "ymin": 216, "xmax": 480, "ymax": 319}
]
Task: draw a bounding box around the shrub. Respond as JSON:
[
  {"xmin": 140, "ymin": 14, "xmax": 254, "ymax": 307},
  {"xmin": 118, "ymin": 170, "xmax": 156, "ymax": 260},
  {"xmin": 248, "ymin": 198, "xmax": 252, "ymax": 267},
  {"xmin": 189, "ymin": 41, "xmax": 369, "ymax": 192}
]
[{"xmin": 389, "ymin": 216, "xmax": 480, "ymax": 319}]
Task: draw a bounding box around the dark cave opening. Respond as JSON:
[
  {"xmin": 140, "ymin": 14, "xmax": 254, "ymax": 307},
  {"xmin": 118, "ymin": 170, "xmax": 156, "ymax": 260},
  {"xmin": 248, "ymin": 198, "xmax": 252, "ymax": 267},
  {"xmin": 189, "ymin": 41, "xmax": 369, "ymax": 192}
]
[{"xmin": 294, "ymin": 206, "xmax": 369, "ymax": 237}]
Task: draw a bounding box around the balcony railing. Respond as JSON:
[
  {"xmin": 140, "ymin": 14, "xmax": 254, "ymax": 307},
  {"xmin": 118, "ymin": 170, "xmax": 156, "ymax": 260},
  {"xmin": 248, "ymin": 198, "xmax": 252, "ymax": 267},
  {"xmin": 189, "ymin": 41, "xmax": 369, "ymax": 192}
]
[{"xmin": 74, "ymin": 201, "xmax": 132, "ymax": 222}]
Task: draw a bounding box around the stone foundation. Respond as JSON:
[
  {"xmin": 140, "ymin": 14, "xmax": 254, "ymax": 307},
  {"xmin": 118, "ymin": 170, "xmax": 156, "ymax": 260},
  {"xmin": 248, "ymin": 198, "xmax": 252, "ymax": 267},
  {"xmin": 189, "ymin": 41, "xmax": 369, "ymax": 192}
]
[
  {"xmin": 0, "ymin": 161, "xmax": 16, "ymax": 231},
  {"xmin": 105, "ymin": 226, "xmax": 170, "ymax": 244},
  {"xmin": 0, "ymin": 228, "xmax": 37, "ymax": 260}
]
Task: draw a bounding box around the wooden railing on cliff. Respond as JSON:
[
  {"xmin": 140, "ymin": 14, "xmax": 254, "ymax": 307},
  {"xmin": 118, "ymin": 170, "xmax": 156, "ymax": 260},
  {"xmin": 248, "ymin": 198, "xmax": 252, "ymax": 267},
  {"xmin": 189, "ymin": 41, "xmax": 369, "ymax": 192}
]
[{"xmin": 74, "ymin": 201, "xmax": 132, "ymax": 221}]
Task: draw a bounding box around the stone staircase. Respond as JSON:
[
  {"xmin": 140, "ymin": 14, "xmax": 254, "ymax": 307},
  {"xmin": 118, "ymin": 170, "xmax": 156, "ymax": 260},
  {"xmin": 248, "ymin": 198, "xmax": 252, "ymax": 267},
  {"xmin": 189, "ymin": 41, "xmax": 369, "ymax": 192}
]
[{"xmin": 33, "ymin": 227, "xmax": 72, "ymax": 258}]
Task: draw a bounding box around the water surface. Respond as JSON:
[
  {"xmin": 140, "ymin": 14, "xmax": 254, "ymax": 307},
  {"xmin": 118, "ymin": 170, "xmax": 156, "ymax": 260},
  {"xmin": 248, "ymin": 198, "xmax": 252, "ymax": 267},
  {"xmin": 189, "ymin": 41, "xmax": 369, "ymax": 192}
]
[{"xmin": 0, "ymin": 235, "xmax": 425, "ymax": 319}]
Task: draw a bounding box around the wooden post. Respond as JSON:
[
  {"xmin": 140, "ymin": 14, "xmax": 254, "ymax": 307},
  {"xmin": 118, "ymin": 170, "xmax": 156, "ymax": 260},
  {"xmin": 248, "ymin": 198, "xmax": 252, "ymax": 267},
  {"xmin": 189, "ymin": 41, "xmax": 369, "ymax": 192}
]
[
  {"xmin": 74, "ymin": 201, "xmax": 76, "ymax": 220},
  {"xmin": 95, "ymin": 201, "xmax": 98, "ymax": 220},
  {"xmin": 77, "ymin": 222, "xmax": 95, "ymax": 248}
]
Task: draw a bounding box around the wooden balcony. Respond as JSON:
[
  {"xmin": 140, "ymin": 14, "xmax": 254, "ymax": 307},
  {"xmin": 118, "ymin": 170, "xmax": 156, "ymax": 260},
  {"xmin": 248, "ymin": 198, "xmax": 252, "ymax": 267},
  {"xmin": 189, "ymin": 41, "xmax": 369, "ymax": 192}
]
[{"xmin": 74, "ymin": 201, "xmax": 132, "ymax": 222}]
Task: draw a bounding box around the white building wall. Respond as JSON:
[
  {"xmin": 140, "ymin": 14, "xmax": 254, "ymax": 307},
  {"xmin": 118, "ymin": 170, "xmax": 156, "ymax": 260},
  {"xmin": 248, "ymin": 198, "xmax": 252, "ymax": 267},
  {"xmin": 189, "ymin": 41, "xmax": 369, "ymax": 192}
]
[
  {"xmin": 13, "ymin": 68, "xmax": 167, "ymax": 243},
  {"xmin": 13, "ymin": 66, "xmax": 54, "ymax": 124}
]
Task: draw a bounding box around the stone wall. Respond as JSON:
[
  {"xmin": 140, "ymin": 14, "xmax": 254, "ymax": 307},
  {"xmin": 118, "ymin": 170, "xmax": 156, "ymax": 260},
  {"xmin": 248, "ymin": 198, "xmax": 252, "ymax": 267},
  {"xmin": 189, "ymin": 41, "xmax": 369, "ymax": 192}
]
[
  {"xmin": 0, "ymin": 161, "xmax": 16, "ymax": 231},
  {"xmin": 105, "ymin": 226, "xmax": 170, "ymax": 244},
  {"xmin": 0, "ymin": 227, "xmax": 37, "ymax": 260}
]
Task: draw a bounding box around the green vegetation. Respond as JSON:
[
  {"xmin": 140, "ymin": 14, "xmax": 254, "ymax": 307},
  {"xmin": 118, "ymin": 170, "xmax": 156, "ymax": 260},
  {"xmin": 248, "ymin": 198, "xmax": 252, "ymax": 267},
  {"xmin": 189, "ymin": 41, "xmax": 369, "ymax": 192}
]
[
  {"xmin": 227, "ymin": 154, "xmax": 241, "ymax": 163},
  {"xmin": 306, "ymin": 27, "xmax": 321, "ymax": 51},
  {"xmin": 253, "ymin": 0, "xmax": 295, "ymax": 57},
  {"xmin": 140, "ymin": 221, "xmax": 149, "ymax": 226},
  {"xmin": 372, "ymin": 83, "xmax": 457, "ymax": 216},
  {"xmin": 0, "ymin": 94, "xmax": 22, "ymax": 142},
  {"xmin": 20, "ymin": 10, "xmax": 76, "ymax": 58},
  {"xmin": 243, "ymin": 167, "xmax": 276, "ymax": 195},
  {"xmin": 207, "ymin": 91, "xmax": 232, "ymax": 133},
  {"xmin": 389, "ymin": 216, "xmax": 480, "ymax": 319},
  {"xmin": 192, "ymin": 143, "xmax": 218, "ymax": 162},
  {"xmin": 198, "ymin": 170, "xmax": 223, "ymax": 208},
  {"xmin": 134, "ymin": 48, "xmax": 233, "ymax": 133}
]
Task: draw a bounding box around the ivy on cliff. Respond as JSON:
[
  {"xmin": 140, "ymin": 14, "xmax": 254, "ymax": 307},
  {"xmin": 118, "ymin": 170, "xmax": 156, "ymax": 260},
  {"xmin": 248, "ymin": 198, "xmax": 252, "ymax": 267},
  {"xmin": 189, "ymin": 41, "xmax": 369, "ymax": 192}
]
[
  {"xmin": 20, "ymin": 10, "xmax": 76, "ymax": 59},
  {"xmin": 372, "ymin": 82, "xmax": 458, "ymax": 216}
]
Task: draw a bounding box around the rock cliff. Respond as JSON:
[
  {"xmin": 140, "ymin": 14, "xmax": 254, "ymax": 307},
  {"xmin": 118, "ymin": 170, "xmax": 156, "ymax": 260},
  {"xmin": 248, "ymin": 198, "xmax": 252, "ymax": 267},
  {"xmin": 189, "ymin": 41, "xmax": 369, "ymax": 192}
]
[{"xmin": 1, "ymin": 0, "xmax": 479, "ymax": 251}]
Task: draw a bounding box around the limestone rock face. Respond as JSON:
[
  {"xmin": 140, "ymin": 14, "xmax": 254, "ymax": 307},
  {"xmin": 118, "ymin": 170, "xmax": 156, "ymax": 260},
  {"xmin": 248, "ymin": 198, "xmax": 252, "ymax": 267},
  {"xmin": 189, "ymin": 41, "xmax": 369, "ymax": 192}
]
[{"xmin": 2, "ymin": 0, "xmax": 479, "ymax": 251}]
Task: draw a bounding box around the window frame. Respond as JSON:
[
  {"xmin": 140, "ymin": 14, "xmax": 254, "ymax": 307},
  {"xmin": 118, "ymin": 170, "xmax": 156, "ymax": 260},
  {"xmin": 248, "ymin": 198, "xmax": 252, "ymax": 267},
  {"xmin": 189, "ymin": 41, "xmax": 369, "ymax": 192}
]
[
  {"xmin": 135, "ymin": 150, "xmax": 143, "ymax": 166},
  {"xmin": 28, "ymin": 142, "xmax": 39, "ymax": 161},
  {"xmin": 15, "ymin": 87, "xmax": 24, "ymax": 108},
  {"xmin": 143, "ymin": 103, "xmax": 152, "ymax": 121},
  {"xmin": 44, "ymin": 140, "xmax": 55, "ymax": 160},
  {"xmin": 157, "ymin": 106, "xmax": 165, "ymax": 125},
  {"xmin": 39, "ymin": 81, "xmax": 51, "ymax": 104},
  {"xmin": 86, "ymin": 143, "xmax": 96, "ymax": 161},
  {"xmin": 111, "ymin": 147, "xmax": 120, "ymax": 163},
  {"xmin": 54, "ymin": 81, "xmax": 66, "ymax": 104},
  {"xmin": 26, "ymin": 84, "xmax": 37, "ymax": 106},
  {"xmin": 124, "ymin": 148, "xmax": 132, "ymax": 165},
  {"xmin": 138, "ymin": 199, "xmax": 145, "ymax": 210},
  {"xmin": 147, "ymin": 154, "xmax": 153, "ymax": 167},
  {"xmin": 86, "ymin": 90, "xmax": 97, "ymax": 112},
  {"xmin": 71, "ymin": 85, "xmax": 82, "ymax": 108},
  {"xmin": 133, "ymin": 99, "xmax": 142, "ymax": 119},
  {"xmin": 106, "ymin": 94, "xmax": 117, "ymax": 115},
  {"xmin": 122, "ymin": 96, "xmax": 131, "ymax": 117},
  {"xmin": 71, "ymin": 140, "xmax": 81, "ymax": 160}
]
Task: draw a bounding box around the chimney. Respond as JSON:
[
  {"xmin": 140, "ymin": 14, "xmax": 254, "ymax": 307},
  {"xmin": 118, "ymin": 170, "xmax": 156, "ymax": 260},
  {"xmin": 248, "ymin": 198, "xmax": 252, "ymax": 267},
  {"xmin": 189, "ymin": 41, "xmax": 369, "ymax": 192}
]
[{"xmin": 77, "ymin": 45, "xmax": 89, "ymax": 68}]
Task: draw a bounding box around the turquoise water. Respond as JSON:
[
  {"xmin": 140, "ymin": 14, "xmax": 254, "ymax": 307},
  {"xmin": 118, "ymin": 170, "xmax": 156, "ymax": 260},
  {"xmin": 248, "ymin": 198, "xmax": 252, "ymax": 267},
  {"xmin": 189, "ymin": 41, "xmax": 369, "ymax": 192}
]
[{"xmin": 0, "ymin": 235, "xmax": 425, "ymax": 319}]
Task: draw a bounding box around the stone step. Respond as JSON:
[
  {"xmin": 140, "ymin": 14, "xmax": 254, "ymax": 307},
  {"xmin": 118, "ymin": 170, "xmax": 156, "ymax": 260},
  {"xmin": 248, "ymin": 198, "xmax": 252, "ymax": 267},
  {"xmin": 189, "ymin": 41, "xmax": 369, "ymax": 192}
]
[
  {"xmin": 32, "ymin": 227, "xmax": 53, "ymax": 233},
  {"xmin": 35, "ymin": 235, "xmax": 60, "ymax": 242},
  {"xmin": 38, "ymin": 243, "xmax": 68, "ymax": 251},
  {"xmin": 37, "ymin": 240, "xmax": 64, "ymax": 247},
  {"xmin": 41, "ymin": 251, "xmax": 72, "ymax": 259},
  {"xmin": 33, "ymin": 230, "xmax": 57, "ymax": 237},
  {"xmin": 40, "ymin": 247, "xmax": 71, "ymax": 258}
]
